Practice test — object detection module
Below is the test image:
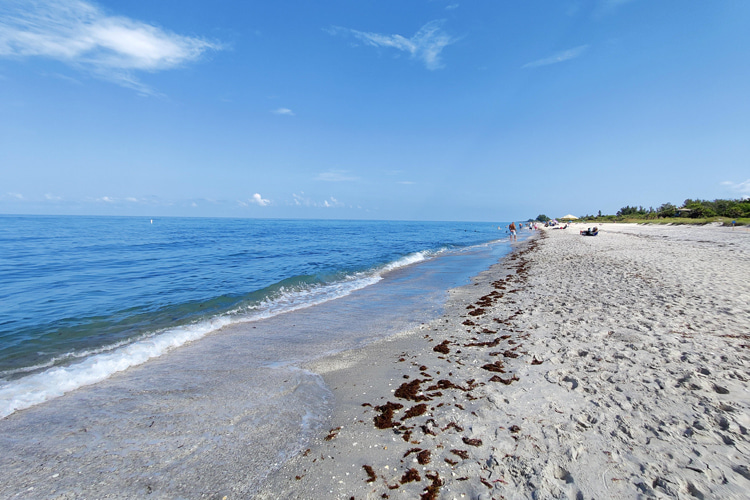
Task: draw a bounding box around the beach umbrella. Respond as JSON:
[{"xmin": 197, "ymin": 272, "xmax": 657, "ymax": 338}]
[{"xmin": 560, "ymin": 214, "xmax": 579, "ymax": 220}]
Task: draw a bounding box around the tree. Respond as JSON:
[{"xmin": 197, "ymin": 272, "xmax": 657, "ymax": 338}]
[
  {"xmin": 657, "ymin": 203, "xmax": 677, "ymax": 217},
  {"xmin": 535, "ymin": 214, "xmax": 550, "ymax": 222}
]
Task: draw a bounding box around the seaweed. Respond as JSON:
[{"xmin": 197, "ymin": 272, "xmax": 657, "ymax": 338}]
[
  {"xmin": 363, "ymin": 465, "xmax": 377, "ymax": 483},
  {"xmin": 420, "ymin": 472, "xmax": 442, "ymax": 500},
  {"xmin": 481, "ymin": 361, "xmax": 506, "ymax": 373},
  {"xmin": 394, "ymin": 379, "xmax": 430, "ymax": 402},
  {"xmin": 402, "ymin": 403, "xmax": 428, "ymax": 420},
  {"xmin": 462, "ymin": 437, "xmax": 483, "ymax": 447},
  {"xmin": 374, "ymin": 402, "xmax": 404, "ymax": 429},
  {"xmin": 432, "ymin": 340, "xmax": 450, "ymax": 354},
  {"xmin": 489, "ymin": 374, "xmax": 519, "ymax": 385},
  {"xmin": 400, "ymin": 468, "xmax": 421, "ymax": 484}
]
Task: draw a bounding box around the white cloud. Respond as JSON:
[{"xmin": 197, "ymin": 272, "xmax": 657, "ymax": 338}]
[
  {"xmin": 523, "ymin": 45, "xmax": 589, "ymax": 69},
  {"xmin": 721, "ymin": 179, "xmax": 750, "ymax": 195},
  {"xmin": 323, "ymin": 197, "xmax": 344, "ymax": 208},
  {"xmin": 272, "ymin": 108, "xmax": 295, "ymax": 116},
  {"xmin": 125, "ymin": 196, "xmax": 138, "ymax": 202},
  {"xmin": 97, "ymin": 196, "xmax": 115, "ymax": 203},
  {"xmin": 316, "ymin": 170, "xmax": 359, "ymax": 182},
  {"xmin": 7, "ymin": 192, "xmax": 24, "ymax": 199},
  {"xmin": 398, "ymin": 181, "xmax": 416, "ymax": 185},
  {"xmin": 328, "ymin": 20, "xmax": 456, "ymax": 70},
  {"xmin": 45, "ymin": 193, "xmax": 63, "ymax": 200},
  {"xmin": 0, "ymin": 0, "xmax": 222, "ymax": 94},
  {"xmin": 250, "ymin": 193, "xmax": 270, "ymax": 206},
  {"xmin": 446, "ymin": 4, "xmax": 459, "ymax": 10}
]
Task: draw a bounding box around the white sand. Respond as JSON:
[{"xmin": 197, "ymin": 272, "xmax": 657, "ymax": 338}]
[{"xmin": 256, "ymin": 223, "xmax": 750, "ymax": 499}]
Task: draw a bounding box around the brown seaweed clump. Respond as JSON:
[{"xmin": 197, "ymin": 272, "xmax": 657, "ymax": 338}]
[
  {"xmin": 489, "ymin": 374, "xmax": 519, "ymax": 385},
  {"xmin": 402, "ymin": 403, "xmax": 428, "ymax": 420},
  {"xmin": 481, "ymin": 361, "xmax": 506, "ymax": 373},
  {"xmin": 400, "ymin": 468, "xmax": 421, "ymax": 484},
  {"xmin": 462, "ymin": 437, "xmax": 483, "ymax": 447},
  {"xmin": 394, "ymin": 379, "xmax": 430, "ymax": 402},
  {"xmin": 374, "ymin": 402, "xmax": 404, "ymax": 429},
  {"xmin": 432, "ymin": 340, "xmax": 450, "ymax": 354},
  {"xmin": 363, "ymin": 465, "xmax": 377, "ymax": 483},
  {"xmin": 416, "ymin": 450, "xmax": 431, "ymax": 465},
  {"xmin": 421, "ymin": 472, "xmax": 443, "ymax": 500}
]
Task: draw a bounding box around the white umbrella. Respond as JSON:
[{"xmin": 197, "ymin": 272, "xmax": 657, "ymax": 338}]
[{"xmin": 560, "ymin": 214, "xmax": 579, "ymax": 220}]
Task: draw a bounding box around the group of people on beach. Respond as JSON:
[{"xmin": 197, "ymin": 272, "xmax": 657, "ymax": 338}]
[{"xmin": 503, "ymin": 221, "xmax": 599, "ymax": 241}]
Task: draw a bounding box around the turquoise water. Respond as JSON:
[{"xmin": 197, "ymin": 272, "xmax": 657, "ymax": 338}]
[{"xmin": 0, "ymin": 216, "xmax": 516, "ymax": 418}]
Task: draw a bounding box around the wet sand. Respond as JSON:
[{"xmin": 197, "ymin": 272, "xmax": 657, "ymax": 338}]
[{"xmin": 256, "ymin": 223, "xmax": 750, "ymax": 499}]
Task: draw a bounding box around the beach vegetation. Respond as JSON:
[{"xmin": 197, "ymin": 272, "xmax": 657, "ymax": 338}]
[
  {"xmin": 576, "ymin": 198, "xmax": 750, "ymax": 226},
  {"xmin": 535, "ymin": 214, "xmax": 550, "ymax": 222}
]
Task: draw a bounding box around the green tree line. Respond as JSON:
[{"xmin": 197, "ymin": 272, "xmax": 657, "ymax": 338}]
[{"xmin": 578, "ymin": 198, "xmax": 750, "ymax": 220}]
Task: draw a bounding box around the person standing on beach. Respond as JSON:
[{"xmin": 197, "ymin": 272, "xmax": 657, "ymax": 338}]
[{"xmin": 509, "ymin": 222, "xmax": 517, "ymax": 242}]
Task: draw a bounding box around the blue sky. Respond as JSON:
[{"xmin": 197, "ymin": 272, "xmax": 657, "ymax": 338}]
[{"xmin": 1, "ymin": 0, "xmax": 748, "ymax": 221}]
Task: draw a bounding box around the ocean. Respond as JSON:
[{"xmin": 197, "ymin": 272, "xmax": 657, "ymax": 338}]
[{"xmin": 0, "ymin": 215, "xmax": 520, "ymax": 495}]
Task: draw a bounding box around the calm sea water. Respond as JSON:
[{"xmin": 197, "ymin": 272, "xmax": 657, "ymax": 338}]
[{"xmin": 0, "ymin": 216, "xmax": 516, "ymax": 419}]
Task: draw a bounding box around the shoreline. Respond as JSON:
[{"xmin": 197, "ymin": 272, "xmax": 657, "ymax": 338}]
[
  {"xmin": 0, "ymin": 235, "xmax": 518, "ymax": 499},
  {"xmin": 256, "ymin": 223, "xmax": 750, "ymax": 499}
]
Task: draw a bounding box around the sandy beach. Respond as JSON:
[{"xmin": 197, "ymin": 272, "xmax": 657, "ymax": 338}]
[{"xmin": 256, "ymin": 223, "xmax": 750, "ymax": 499}]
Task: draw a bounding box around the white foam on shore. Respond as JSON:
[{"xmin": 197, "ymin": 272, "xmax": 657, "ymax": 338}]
[{"xmin": 0, "ymin": 249, "xmax": 438, "ymax": 419}]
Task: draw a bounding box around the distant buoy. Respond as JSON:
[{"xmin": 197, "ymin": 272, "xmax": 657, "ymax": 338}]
[{"xmin": 150, "ymin": 219, "xmax": 153, "ymax": 224}]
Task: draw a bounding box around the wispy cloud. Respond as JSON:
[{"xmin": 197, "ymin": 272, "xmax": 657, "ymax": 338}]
[
  {"xmin": 315, "ymin": 170, "xmax": 359, "ymax": 182},
  {"xmin": 0, "ymin": 0, "xmax": 222, "ymax": 94},
  {"xmin": 7, "ymin": 192, "xmax": 24, "ymax": 200},
  {"xmin": 272, "ymin": 108, "xmax": 295, "ymax": 116},
  {"xmin": 291, "ymin": 193, "xmax": 344, "ymax": 208},
  {"xmin": 721, "ymin": 179, "xmax": 750, "ymax": 195},
  {"xmin": 328, "ymin": 20, "xmax": 457, "ymax": 70},
  {"xmin": 44, "ymin": 193, "xmax": 63, "ymax": 201},
  {"xmin": 522, "ymin": 45, "xmax": 589, "ymax": 69},
  {"xmin": 323, "ymin": 197, "xmax": 344, "ymax": 208}
]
